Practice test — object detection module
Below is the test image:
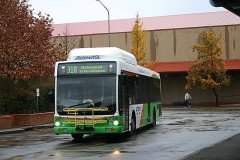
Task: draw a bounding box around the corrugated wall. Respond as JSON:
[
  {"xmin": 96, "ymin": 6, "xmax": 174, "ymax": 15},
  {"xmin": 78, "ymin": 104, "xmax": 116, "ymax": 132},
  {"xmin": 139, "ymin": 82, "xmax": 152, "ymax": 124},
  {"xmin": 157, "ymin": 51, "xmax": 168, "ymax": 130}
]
[{"xmin": 51, "ymin": 25, "xmax": 240, "ymax": 105}]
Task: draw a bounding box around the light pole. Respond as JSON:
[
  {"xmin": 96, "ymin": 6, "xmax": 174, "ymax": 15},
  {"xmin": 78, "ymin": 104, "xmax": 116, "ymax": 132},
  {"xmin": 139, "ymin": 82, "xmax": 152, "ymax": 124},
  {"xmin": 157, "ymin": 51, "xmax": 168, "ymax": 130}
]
[
  {"xmin": 96, "ymin": 0, "xmax": 110, "ymax": 47},
  {"xmin": 36, "ymin": 88, "xmax": 40, "ymax": 113}
]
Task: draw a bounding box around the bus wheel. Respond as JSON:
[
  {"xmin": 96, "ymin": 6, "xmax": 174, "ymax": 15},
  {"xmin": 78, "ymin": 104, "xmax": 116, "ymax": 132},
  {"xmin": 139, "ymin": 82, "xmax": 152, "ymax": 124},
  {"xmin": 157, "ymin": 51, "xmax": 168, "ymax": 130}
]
[
  {"xmin": 71, "ymin": 134, "xmax": 84, "ymax": 141},
  {"xmin": 152, "ymin": 109, "xmax": 156, "ymax": 127}
]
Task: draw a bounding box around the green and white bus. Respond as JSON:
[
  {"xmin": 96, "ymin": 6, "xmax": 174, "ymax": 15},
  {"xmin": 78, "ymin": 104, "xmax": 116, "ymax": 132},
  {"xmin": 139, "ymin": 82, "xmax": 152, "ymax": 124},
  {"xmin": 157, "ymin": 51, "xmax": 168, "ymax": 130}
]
[{"xmin": 54, "ymin": 47, "xmax": 162, "ymax": 140}]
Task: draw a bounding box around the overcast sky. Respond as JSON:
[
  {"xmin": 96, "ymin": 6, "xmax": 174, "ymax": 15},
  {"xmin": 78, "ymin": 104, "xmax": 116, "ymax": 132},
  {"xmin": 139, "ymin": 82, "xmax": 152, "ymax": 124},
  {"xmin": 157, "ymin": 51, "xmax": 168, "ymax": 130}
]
[{"xmin": 28, "ymin": 0, "xmax": 226, "ymax": 24}]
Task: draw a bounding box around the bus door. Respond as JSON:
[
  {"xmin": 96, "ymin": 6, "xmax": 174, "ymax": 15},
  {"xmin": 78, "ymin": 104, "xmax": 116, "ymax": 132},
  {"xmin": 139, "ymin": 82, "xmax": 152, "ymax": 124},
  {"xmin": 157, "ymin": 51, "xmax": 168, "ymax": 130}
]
[{"xmin": 119, "ymin": 75, "xmax": 129, "ymax": 131}]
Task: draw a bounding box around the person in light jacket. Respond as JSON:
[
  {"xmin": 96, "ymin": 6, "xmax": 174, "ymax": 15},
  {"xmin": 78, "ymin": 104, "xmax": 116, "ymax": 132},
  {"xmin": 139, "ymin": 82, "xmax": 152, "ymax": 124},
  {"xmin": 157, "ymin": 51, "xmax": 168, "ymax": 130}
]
[{"xmin": 184, "ymin": 91, "xmax": 192, "ymax": 108}]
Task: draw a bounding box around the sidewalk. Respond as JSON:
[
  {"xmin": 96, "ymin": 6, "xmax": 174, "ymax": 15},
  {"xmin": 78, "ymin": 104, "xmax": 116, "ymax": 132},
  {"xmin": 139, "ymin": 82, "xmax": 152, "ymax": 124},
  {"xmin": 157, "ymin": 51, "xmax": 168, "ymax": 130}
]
[
  {"xmin": 164, "ymin": 106, "xmax": 240, "ymax": 159},
  {"xmin": 184, "ymin": 133, "xmax": 240, "ymax": 160},
  {"xmin": 0, "ymin": 123, "xmax": 53, "ymax": 135}
]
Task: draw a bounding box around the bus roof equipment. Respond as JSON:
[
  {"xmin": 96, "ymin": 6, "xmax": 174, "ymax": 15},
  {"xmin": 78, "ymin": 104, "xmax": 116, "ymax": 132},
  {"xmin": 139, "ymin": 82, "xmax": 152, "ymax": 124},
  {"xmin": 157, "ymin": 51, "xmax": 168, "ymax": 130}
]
[{"xmin": 67, "ymin": 47, "xmax": 137, "ymax": 65}]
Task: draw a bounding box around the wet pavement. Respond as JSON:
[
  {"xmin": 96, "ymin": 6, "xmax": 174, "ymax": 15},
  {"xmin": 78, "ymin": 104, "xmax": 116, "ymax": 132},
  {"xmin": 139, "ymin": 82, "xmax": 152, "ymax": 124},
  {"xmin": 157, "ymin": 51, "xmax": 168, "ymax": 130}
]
[
  {"xmin": 184, "ymin": 133, "xmax": 240, "ymax": 160},
  {"xmin": 1, "ymin": 109, "xmax": 240, "ymax": 160}
]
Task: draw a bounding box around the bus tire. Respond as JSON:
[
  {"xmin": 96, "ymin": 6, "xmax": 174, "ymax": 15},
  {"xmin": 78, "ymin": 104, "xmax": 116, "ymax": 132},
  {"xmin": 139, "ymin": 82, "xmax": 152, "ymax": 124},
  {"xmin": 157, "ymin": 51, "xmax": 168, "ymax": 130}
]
[{"xmin": 71, "ymin": 134, "xmax": 84, "ymax": 141}]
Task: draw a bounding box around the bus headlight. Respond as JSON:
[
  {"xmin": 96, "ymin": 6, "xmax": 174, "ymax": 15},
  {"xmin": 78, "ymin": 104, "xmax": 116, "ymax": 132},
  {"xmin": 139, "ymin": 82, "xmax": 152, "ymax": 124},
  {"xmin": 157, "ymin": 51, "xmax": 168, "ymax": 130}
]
[
  {"xmin": 55, "ymin": 121, "xmax": 61, "ymax": 127},
  {"xmin": 113, "ymin": 120, "xmax": 119, "ymax": 126}
]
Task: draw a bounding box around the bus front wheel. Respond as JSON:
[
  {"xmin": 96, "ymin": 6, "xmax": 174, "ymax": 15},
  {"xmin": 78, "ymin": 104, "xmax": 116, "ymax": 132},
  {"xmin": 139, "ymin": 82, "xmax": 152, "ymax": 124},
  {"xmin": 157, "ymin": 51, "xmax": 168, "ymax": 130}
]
[{"xmin": 71, "ymin": 134, "xmax": 84, "ymax": 141}]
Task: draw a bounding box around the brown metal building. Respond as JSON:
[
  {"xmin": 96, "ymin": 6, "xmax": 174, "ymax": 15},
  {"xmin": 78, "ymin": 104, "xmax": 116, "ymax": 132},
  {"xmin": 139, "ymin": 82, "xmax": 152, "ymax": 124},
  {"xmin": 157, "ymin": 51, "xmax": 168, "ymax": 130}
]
[{"xmin": 52, "ymin": 11, "xmax": 240, "ymax": 106}]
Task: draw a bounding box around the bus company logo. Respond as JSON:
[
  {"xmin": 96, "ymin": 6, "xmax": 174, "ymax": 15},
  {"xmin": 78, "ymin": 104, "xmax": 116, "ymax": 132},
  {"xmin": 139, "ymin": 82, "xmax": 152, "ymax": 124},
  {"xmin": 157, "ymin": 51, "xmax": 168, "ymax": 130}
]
[
  {"xmin": 136, "ymin": 106, "xmax": 141, "ymax": 115},
  {"xmin": 75, "ymin": 55, "xmax": 101, "ymax": 60}
]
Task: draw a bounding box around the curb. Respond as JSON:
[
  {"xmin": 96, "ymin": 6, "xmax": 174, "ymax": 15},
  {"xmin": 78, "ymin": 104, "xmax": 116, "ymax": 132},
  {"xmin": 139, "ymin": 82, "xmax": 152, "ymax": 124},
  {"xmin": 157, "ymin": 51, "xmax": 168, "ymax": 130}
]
[
  {"xmin": 0, "ymin": 128, "xmax": 25, "ymax": 135},
  {"xmin": 162, "ymin": 107, "xmax": 240, "ymax": 111},
  {"xmin": 0, "ymin": 123, "xmax": 53, "ymax": 135}
]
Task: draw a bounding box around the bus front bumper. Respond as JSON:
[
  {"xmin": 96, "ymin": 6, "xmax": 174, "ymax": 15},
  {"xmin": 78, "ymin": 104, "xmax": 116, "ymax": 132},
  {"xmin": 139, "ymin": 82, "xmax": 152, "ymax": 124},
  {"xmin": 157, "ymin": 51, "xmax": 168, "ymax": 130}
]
[{"xmin": 54, "ymin": 126, "xmax": 123, "ymax": 135}]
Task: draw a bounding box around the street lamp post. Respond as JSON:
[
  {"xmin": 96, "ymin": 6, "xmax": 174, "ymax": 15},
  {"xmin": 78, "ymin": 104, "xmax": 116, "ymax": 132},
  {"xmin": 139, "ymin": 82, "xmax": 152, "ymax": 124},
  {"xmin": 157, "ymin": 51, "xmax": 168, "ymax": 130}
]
[
  {"xmin": 96, "ymin": 0, "xmax": 110, "ymax": 47},
  {"xmin": 36, "ymin": 88, "xmax": 40, "ymax": 113}
]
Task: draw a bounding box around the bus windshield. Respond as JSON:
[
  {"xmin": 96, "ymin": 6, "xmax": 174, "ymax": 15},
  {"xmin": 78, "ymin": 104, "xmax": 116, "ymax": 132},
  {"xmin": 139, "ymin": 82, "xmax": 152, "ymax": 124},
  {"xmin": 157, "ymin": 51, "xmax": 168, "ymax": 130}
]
[{"xmin": 56, "ymin": 75, "xmax": 116, "ymax": 115}]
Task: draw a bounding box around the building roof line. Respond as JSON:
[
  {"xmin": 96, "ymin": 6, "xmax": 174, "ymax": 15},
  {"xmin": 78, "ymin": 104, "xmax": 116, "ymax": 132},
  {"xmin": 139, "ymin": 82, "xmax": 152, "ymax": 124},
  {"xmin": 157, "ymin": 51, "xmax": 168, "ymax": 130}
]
[
  {"xmin": 52, "ymin": 11, "xmax": 240, "ymax": 37},
  {"xmin": 53, "ymin": 11, "xmax": 227, "ymax": 25}
]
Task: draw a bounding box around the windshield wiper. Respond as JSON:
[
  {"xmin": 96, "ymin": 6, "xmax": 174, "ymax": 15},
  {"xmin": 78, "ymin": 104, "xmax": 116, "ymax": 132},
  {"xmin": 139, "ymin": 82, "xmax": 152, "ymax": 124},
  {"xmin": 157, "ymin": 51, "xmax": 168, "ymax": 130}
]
[{"xmin": 67, "ymin": 102, "xmax": 94, "ymax": 108}]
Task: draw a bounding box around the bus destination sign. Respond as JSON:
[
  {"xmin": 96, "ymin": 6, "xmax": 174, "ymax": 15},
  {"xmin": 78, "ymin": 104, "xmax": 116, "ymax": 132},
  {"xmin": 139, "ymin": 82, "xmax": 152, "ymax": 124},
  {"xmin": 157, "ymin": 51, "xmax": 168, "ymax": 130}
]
[{"xmin": 58, "ymin": 62, "xmax": 116, "ymax": 75}]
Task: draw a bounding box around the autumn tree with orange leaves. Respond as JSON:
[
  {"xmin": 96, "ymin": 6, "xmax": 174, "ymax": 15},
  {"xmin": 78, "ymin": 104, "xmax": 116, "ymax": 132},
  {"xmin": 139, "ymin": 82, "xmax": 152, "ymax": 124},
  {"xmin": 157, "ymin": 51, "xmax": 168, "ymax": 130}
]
[
  {"xmin": 131, "ymin": 15, "xmax": 155, "ymax": 68},
  {"xmin": 131, "ymin": 15, "xmax": 146, "ymax": 64},
  {"xmin": 0, "ymin": 0, "xmax": 63, "ymax": 80},
  {"xmin": 186, "ymin": 28, "xmax": 230, "ymax": 106},
  {"xmin": 0, "ymin": 0, "xmax": 63, "ymax": 114}
]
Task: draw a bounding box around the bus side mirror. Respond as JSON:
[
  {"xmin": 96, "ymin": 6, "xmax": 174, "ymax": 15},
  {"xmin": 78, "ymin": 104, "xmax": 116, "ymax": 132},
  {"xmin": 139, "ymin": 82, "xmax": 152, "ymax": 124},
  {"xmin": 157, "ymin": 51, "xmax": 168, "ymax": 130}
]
[{"xmin": 46, "ymin": 89, "xmax": 54, "ymax": 103}]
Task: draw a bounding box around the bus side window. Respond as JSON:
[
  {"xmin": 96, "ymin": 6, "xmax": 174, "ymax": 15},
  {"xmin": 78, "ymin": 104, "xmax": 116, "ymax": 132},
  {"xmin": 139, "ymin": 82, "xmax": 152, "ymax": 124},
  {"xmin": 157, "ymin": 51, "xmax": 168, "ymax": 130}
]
[{"xmin": 119, "ymin": 75, "xmax": 127, "ymax": 115}]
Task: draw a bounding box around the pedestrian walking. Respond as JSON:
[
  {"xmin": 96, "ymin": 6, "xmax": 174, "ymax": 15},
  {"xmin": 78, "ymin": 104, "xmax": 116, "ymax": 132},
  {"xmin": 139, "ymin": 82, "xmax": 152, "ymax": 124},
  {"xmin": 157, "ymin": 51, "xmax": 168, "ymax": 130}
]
[{"xmin": 184, "ymin": 91, "xmax": 192, "ymax": 108}]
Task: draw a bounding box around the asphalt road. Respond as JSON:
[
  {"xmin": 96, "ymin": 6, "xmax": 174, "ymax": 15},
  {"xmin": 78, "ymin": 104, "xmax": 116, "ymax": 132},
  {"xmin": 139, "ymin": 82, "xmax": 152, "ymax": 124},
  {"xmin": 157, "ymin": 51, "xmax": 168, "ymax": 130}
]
[{"xmin": 1, "ymin": 109, "xmax": 240, "ymax": 160}]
